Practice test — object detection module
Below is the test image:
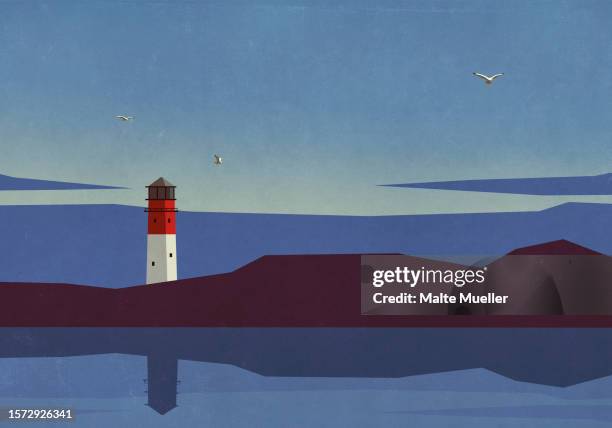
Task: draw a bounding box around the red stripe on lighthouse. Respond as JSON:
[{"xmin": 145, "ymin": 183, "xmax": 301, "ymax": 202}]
[{"xmin": 147, "ymin": 200, "xmax": 176, "ymax": 235}]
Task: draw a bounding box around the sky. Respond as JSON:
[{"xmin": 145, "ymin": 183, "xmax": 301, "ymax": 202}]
[{"xmin": 1, "ymin": 0, "xmax": 612, "ymax": 214}]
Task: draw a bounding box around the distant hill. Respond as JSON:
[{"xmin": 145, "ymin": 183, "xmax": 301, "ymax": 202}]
[
  {"xmin": 0, "ymin": 202, "xmax": 611, "ymax": 287},
  {"xmin": 461, "ymin": 240, "xmax": 612, "ymax": 315}
]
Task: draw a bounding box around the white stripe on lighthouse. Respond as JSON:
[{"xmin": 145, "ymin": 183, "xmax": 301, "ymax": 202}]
[{"xmin": 146, "ymin": 234, "xmax": 177, "ymax": 284}]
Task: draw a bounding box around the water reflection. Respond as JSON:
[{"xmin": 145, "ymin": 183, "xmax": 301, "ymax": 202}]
[
  {"xmin": 146, "ymin": 355, "xmax": 178, "ymax": 414},
  {"xmin": 2, "ymin": 328, "xmax": 612, "ymax": 416}
]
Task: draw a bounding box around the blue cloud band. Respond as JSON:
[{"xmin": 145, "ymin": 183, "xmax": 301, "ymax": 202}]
[
  {"xmin": 0, "ymin": 174, "xmax": 124, "ymax": 191},
  {"xmin": 381, "ymin": 173, "xmax": 612, "ymax": 196}
]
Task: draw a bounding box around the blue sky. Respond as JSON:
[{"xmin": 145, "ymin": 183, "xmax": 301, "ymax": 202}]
[{"xmin": 1, "ymin": 0, "xmax": 612, "ymax": 214}]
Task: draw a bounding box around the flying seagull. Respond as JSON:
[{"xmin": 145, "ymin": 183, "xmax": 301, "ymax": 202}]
[
  {"xmin": 213, "ymin": 154, "xmax": 223, "ymax": 165},
  {"xmin": 115, "ymin": 115, "xmax": 134, "ymax": 121},
  {"xmin": 473, "ymin": 72, "xmax": 504, "ymax": 85}
]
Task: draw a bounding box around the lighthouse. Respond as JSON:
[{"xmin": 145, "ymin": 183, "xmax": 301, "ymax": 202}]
[{"xmin": 146, "ymin": 177, "xmax": 177, "ymax": 284}]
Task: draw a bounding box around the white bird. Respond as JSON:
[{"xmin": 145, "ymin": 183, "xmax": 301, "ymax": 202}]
[
  {"xmin": 115, "ymin": 115, "xmax": 134, "ymax": 121},
  {"xmin": 473, "ymin": 72, "xmax": 504, "ymax": 85},
  {"xmin": 213, "ymin": 154, "xmax": 223, "ymax": 165}
]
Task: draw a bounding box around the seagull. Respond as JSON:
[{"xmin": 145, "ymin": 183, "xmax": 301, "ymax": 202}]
[
  {"xmin": 473, "ymin": 72, "xmax": 504, "ymax": 85},
  {"xmin": 213, "ymin": 154, "xmax": 223, "ymax": 165},
  {"xmin": 115, "ymin": 115, "xmax": 134, "ymax": 121}
]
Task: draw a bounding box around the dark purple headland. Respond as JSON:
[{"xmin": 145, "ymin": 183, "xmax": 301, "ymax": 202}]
[{"xmin": 508, "ymin": 239, "xmax": 602, "ymax": 255}]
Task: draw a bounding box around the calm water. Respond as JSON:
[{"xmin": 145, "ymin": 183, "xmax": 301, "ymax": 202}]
[{"xmin": 2, "ymin": 328, "xmax": 612, "ymax": 427}]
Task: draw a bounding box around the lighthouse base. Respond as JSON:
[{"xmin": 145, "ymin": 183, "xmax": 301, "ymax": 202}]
[{"xmin": 146, "ymin": 234, "xmax": 177, "ymax": 284}]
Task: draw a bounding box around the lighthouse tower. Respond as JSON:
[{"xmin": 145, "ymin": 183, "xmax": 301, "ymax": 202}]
[{"xmin": 146, "ymin": 177, "xmax": 177, "ymax": 284}]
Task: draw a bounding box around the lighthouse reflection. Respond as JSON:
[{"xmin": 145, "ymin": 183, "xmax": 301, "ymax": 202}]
[
  {"xmin": 3, "ymin": 328, "xmax": 612, "ymax": 415},
  {"xmin": 146, "ymin": 354, "xmax": 178, "ymax": 414}
]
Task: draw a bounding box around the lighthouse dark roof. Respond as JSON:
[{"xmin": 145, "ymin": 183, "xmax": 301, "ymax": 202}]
[{"xmin": 148, "ymin": 177, "xmax": 174, "ymax": 187}]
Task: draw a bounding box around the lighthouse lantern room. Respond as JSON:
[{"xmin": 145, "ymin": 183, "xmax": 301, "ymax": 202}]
[{"xmin": 146, "ymin": 177, "xmax": 177, "ymax": 284}]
